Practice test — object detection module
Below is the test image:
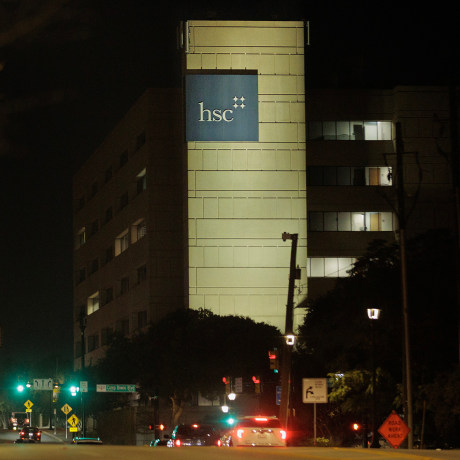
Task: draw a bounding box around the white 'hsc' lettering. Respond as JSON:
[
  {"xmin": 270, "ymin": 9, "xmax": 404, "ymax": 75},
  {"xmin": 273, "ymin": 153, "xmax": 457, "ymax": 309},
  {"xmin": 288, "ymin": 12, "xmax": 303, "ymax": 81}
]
[{"xmin": 199, "ymin": 102, "xmax": 234, "ymax": 122}]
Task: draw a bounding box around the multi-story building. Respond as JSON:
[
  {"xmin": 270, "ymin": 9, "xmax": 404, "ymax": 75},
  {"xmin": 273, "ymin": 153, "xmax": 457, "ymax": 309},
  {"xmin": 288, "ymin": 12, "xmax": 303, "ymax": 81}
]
[
  {"xmin": 306, "ymin": 86, "xmax": 455, "ymax": 299},
  {"xmin": 73, "ymin": 88, "xmax": 185, "ymax": 368},
  {"xmin": 73, "ymin": 20, "xmax": 308, "ymax": 369}
]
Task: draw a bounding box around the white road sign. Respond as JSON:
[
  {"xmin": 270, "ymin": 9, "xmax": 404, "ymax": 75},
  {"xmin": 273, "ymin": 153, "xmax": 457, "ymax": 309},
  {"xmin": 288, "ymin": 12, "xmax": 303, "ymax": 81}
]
[
  {"xmin": 33, "ymin": 378, "xmax": 53, "ymax": 390},
  {"xmin": 302, "ymin": 378, "xmax": 328, "ymax": 403}
]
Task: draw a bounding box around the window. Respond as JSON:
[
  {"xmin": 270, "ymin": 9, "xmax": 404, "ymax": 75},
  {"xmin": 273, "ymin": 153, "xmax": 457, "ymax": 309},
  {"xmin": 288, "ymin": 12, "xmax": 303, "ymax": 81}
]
[
  {"xmin": 101, "ymin": 327, "xmax": 113, "ymax": 346},
  {"xmin": 307, "ymin": 121, "xmax": 393, "ymax": 140},
  {"xmin": 116, "ymin": 318, "xmax": 129, "ymax": 336},
  {"xmin": 102, "ymin": 287, "xmax": 113, "ymax": 305},
  {"xmin": 307, "ymin": 258, "xmax": 356, "ymax": 277},
  {"xmin": 77, "ymin": 196, "xmax": 85, "ymax": 210},
  {"xmin": 120, "ymin": 276, "xmax": 129, "ymax": 295},
  {"xmin": 76, "ymin": 268, "xmax": 86, "ymax": 285},
  {"xmin": 135, "ymin": 131, "xmax": 146, "ymax": 150},
  {"xmin": 87, "ymin": 292, "xmax": 100, "ymax": 315},
  {"xmin": 89, "ymin": 258, "xmax": 99, "ymax": 275},
  {"xmin": 115, "ymin": 230, "xmax": 129, "ymax": 256},
  {"xmin": 308, "ymin": 212, "xmax": 394, "ymax": 231},
  {"xmin": 76, "ymin": 227, "xmax": 86, "ymax": 248},
  {"xmin": 119, "ymin": 192, "xmax": 129, "ymax": 210},
  {"xmin": 136, "ymin": 168, "xmax": 147, "ymax": 194},
  {"xmin": 137, "ymin": 264, "xmax": 147, "ymax": 284},
  {"xmin": 132, "ymin": 310, "xmax": 148, "ymax": 330},
  {"xmin": 90, "ymin": 220, "xmax": 98, "ymax": 236},
  {"xmin": 307, "ymin": 166, "xmax": 392, "ymax": 186},
  {"xmin": 104, "ymin": 245, "xmax": 114, "ymax": 265},
  {"xmin": 90, "ymin": 181, "xmax": 98, "ymax": 198},
  {"xmin": 119, "ymin": 150, "xmax": 128, "ymax": 168},
  {"xmin": 105, "ymin": 166, "xmax": 113, "ymax": 183},
  {"xmin": 104, "ymin": 206, "xmax": 113, "ymax": 224},
  {"xmin": 131, "ymin": 218, "xmax": 146, "ymax": 243},
  {"xmin": 87, "ymin": 334, "xmax": 99, "ymax": 352}
]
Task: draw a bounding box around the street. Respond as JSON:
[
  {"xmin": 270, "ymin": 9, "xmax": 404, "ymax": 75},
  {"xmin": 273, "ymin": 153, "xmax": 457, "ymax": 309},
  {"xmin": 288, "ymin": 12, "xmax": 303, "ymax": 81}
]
[{"xmin": 1, "ymin": 430, "xmax": 460, "ymax": 460}]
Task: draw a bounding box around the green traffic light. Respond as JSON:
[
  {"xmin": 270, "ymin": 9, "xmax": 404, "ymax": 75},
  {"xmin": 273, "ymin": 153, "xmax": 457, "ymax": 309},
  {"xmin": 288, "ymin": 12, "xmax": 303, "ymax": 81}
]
[{"xmin": 17, "ymin": 384, "xmax": 24, "ymax": 392}]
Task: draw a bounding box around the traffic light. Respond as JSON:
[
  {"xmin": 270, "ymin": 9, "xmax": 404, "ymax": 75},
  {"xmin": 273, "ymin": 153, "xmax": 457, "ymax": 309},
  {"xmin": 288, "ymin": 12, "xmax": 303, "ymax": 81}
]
[
  {"xmin": 148, "ymin": 423, "xmax": 165, "ymax": 431},
  {"xmin": 222, "ymin": 376, "xmax": 231, "ymax": 394},
  {"xmin": 69, "ymin": 385, "xmax": 79, "ymax": 396},
  {"xmin": 268, "ymin": 349, "xmax": 279, "ymax": 373},
  {"xmin": 252, "ymin": 375, "xmax": 261, "ymax": 393},
  {"xmin": 16, "ymin": 384, "xmax": 24, "ymax": 392},
  {"xmin": 352, "ymin": 422, "xmax": 361, "ymax": 431}
]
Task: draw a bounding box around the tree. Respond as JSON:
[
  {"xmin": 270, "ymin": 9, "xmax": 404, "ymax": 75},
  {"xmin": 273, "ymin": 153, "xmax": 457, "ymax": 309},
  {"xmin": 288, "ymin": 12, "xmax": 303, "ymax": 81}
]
[
  {"xmin": 296, "ymin": 229, "xmax": 459, "ymax": 445},
  {"xmin": 94, "ymin": 308, "xmax": 281, "ymax": 426}
]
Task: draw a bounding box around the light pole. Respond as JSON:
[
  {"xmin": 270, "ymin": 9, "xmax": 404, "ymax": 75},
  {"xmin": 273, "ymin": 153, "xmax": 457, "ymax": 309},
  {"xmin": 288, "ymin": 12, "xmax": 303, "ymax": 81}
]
[{"xmin": 367, "ymin": 308, "xmax": 381, "ymax": 449}]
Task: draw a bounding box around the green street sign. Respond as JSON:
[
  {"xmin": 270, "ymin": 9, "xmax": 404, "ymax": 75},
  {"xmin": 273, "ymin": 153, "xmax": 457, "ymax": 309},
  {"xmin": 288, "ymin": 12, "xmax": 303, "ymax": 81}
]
[{"xmin": 96, "ymin": 384, "xmax": 136, "ymax": 393}]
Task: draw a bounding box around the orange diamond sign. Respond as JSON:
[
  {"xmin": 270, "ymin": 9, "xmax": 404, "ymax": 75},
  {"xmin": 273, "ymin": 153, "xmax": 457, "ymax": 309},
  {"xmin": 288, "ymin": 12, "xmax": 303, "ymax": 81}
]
[{"xmin": 378, "ymin": 410, "xmax": 410, "ymax": 448}]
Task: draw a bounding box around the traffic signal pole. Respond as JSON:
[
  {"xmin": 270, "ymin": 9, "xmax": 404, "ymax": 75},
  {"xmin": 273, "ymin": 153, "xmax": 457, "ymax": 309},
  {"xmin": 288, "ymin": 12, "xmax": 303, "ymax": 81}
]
[{"xmin": 279, "ymin": 232, "xmax": 298, "ymax": 429}]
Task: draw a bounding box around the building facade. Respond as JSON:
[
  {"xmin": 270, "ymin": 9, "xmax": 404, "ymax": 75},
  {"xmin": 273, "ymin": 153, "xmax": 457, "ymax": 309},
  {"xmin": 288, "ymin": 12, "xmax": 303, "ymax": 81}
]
[{"xmin": 306, "ymin": 86, "xmax": 455, "ymax": 299}]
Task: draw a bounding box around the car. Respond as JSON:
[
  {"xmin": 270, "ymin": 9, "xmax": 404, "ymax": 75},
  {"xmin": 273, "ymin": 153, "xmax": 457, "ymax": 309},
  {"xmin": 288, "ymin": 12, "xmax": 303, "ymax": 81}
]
[
  {"xmin": 167, "ymin": 423, "xmax": 220, "ymax": 447},
  {"xmin": 72, "ymin": 437, "xmax": 103, "ymax": 444},
  {"xmin": 149, "ymin": 434, "xmax": 170, "ymax": 446},
  {"xmin": 18, "ymin": 426, "xmax": 41, "ymax": 442},
  {"xmin": 220, "ymin": 416, "xmax": 287, "ymax": 447}
]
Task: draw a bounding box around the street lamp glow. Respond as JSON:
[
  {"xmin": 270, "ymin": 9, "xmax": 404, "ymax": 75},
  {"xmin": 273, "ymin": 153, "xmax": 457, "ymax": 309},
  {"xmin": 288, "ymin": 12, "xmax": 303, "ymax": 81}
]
[
  {"xmin": 367, "ymin": 308, "xmax": 381, "ymax": 320},
  {"xmin": 285, "ymin": 334, "xmax": 295, "ymax": 346}
]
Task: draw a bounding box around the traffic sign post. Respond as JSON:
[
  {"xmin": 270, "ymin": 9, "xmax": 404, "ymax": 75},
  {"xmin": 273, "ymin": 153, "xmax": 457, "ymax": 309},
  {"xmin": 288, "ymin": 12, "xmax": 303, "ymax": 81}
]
[
  {"xmin": 378, "ymin": 411, "xmax": 410, "ymax": 448},
  {"xmin": 302, "ymin": 378, "xmax": 328, "ymax": 446}
]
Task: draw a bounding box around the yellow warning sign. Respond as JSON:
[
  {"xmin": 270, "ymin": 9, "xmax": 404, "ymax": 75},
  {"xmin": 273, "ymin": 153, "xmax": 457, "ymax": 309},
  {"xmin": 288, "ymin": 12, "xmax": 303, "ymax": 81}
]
[
  {"xmin": 61, "ymin": 403, "xmax": 72, "ymax": 415},
  {"xmin": 24, "ymin": 400, "xmax": 33, "ymax": 409},
  {"xmin": 67, "ymin": 414, "xmax": 80, "ymax": 427}
]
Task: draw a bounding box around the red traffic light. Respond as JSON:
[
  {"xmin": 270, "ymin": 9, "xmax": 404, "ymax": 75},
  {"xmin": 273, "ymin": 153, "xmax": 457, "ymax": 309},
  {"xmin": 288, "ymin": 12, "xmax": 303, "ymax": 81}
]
[{"xmin": 352, "ymin": 423, "xmax": 361, "ymax": 431}]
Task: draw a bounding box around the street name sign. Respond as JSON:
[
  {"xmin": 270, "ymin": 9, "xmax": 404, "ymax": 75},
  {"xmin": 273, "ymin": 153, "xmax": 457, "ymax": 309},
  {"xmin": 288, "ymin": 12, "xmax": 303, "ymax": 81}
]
[
  {"xmin": 378, "ymin": 411, "xmax": 410, "ymax": 448},
  {"xmin": 302, "ymin": 378, "xmax": 328, "ymax": 403},
  {"xmin": 80, "ymin": 381, "xmax": 88, "ymax": 393},
  {"xmin": 96, "ymin": 384, "xmax": 136, "ymax": 393},
  {"xmin": 33, "ymin": 378, "xmax": 53, "ymax": 390}
]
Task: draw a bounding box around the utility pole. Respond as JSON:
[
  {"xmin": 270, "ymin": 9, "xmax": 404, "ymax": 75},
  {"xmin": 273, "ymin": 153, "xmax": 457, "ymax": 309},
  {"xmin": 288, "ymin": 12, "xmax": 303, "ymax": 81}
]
[
  {"xmin": 279, "ymin": 232, "xmax": 299, "ymax": 429},
  {"xmin": 395, "ymin": 122, "xmax": 413, "ymax": 449},
  {"xmin": 79, "ymin": 312, "xmax": 87, "ymax": 437}
]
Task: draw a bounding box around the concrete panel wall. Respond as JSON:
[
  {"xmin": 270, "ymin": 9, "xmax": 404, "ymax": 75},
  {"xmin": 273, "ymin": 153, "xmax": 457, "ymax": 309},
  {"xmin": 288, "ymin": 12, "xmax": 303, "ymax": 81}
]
[{"xmin": 186, "ymin": 21, "xmax": 307, "ymax": 332}]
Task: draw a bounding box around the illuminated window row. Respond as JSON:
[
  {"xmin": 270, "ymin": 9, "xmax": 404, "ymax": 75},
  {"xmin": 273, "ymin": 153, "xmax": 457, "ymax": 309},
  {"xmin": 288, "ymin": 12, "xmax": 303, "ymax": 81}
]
[
  {"xmin": 75, "ymin": 219, "xmax": 146, "ymax": 285},
  {"xmin": 308, "ymin": 211, "xmax": 395, "ymax": 232},
  {"xmin": 306, "ymin": 121, "xmax": 393, "ymax": 141},
  {"xmin": 307, "ymin": 257, "xmax": 356, "ymax": 278},
  {"xmin": 307, "ymin": 166, "xmax": 392, "ymax": 186}
]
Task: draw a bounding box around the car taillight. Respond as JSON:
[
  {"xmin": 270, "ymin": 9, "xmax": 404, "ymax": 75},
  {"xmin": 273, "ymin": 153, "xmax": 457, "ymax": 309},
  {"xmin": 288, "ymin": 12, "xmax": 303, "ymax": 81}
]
[
  {"xmin": 20, "ymin": 431, "xmax": 24, "ymax": 436},
  {"xmin": 217, "ymin": 439, "xmax": 222, "ymax": 447},
  {"xmin": 175, "ymin": 439, "xmax": 181, "ymax": 447},
  {"xmin": 37, "ymin": 432, "xmax": 41, "ymax": 437},
  {"xmin": 280, "ymin": 430, "xmax": 287, "ymax": 440},
  {"xmin": 237, "ymin": 429, "xmax": 244, "ymax": 439}
]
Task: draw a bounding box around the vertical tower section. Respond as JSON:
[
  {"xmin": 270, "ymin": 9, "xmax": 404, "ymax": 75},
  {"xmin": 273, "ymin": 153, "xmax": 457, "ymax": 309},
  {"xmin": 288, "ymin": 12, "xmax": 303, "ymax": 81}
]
[{"xmin": 184, "ymin": 21, "xmax": 307, "ymax": 332}]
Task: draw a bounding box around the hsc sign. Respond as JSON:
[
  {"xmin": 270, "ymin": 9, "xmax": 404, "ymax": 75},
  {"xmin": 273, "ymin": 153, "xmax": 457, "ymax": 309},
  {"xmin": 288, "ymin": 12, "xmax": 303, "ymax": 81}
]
[{"xmin": 186, "ymin": 74, "xmax": 259, "ymax": 142}]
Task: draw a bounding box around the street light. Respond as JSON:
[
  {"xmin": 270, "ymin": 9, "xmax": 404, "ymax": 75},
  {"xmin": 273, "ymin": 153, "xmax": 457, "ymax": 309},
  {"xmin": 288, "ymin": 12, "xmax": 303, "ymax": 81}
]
[{"xmin": 367, "ymin": 308, "xmax": 381, "ymax": 449}]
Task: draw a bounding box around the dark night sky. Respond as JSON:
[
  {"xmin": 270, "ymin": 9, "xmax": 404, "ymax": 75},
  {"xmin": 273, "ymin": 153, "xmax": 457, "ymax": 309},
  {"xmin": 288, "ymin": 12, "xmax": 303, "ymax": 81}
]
[{"xmin": 0, "ymin": 1, "xmax": 458, "ymax": 367}]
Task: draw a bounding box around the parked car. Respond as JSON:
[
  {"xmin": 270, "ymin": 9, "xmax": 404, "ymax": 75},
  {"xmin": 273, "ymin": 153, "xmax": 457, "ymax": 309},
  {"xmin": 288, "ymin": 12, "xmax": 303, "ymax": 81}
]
[
  {"xmin": 220, "ymin": 416, "xmax": 287, "ymax": 447},
  {"xmin": 18, "ymin": 426, "xmax": 41, "ymax": 442},
  {"xmin": 72, "ymin": 437, "xmax": 103, "ymax": 445},
  {"xmin": 167, "ymin": 423, "xmax": 220, "ymax": 447},
  {"xmin": 150, "ymin": 434, "xmax": 170, "ymax": 446}
]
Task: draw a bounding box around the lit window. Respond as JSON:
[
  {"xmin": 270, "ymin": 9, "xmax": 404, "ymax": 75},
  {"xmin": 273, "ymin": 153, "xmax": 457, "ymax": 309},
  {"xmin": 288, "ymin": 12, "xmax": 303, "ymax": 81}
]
[
  {"xmin": 307, "ymin": 121, "xmax": 393, "ymax": 141},
  {"xmin": 87, "ymin": 292, "xmax": 100, "ymax": 315},
  {"xmin": 308, "ymin": 212, "xmax": 394, "ymax": 232},
  {"xmin": 307, "ymin": 258, "xmax": 356, "ymax": 278},
  {"xmin": 131, "ymin": 218, "xmax": 146, "ymax": 243},
  {"xmin": 115, "ymin": 230, "xmax": 129, "ymax": 256},
  {"xmin": 76, "ymin": 227, "xmax": 86, "ymax": 248},
  {"xmin": 136, "ymin": 168, "xmax": 147, "ymax": 194}
]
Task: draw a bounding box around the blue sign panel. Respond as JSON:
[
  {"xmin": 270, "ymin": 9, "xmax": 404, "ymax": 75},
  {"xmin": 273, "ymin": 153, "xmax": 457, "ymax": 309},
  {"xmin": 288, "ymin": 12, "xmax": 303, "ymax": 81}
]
[{"xmin": 186, "ymin": 74, "xmax": 259, "ymax": 142}]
